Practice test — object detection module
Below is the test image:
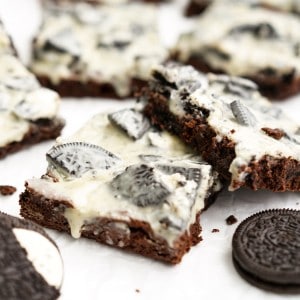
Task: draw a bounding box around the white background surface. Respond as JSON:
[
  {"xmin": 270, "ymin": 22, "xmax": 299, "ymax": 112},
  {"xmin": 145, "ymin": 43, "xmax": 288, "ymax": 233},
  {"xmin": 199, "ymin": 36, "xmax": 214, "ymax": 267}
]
[{"xmin": 0, "ymin": 1, "xmax": 300, "ymax": 299}]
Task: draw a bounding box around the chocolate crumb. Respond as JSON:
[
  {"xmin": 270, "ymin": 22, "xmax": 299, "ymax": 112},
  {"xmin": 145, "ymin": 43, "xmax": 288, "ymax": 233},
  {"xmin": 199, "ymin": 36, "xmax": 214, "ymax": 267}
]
[
  {"xmin": 212, "ymin": 228, "xmax": 220, "ymax": 233},
  {"xmin": 135, "ymin": 289, "xmax": 140, "ymax": 293},
  {"xmin": 226, "ymin": 215, "xmax": 238, "ymax": 225},
  {"xmin": 0, "ymin": 185, "xmax": 17, "ymax": 196},
  {"xmin": 261, "ymin": 128, "xmax": 285, "ymax": 140}
]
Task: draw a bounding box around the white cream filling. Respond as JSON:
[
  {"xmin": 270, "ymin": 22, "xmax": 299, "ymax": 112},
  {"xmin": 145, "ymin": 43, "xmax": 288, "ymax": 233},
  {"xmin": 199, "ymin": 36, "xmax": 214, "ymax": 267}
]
[
  {"xmin": 31, "ymin": 3, "xmax": 168, "ymax": 97},
  {"xmin": 13, "ymin": 228, "xmax": 63, "ymax": 289},
  {"xmin": 27, "ymin": 112, "xmax": 220, "ymax": 247},
  {"xmin": 176, "ymin": 2, "xmax": 300, "ymax": 77}
]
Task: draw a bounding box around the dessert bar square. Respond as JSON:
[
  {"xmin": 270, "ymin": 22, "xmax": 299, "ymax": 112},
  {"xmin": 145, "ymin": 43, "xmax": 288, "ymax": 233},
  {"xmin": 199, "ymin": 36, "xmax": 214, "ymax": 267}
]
[
  {"xmin": 143, "ymin": 63, "xmax": 300, "ymax": 191},
  {"xmin": 30, "ymin": 2, "xmax": 168, "ymax": 98},
  {"xmin": 20, "ymin": 107, "xmax": 221, "ymax": 264},
  {"xmin": 0, "ymin": 21, "xmax": 64, "ymax": 159},
  {"xmin": 175, "ymin": 1, "xmax": 300, "ymax": 99}
]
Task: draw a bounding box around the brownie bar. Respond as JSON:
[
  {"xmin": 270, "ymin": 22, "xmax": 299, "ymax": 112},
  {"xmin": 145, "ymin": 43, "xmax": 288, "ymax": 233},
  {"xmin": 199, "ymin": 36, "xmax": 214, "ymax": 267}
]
[
  {"xmin": 20, "ymin": 108, "xmax": 221, "ymax": 264},
  {"xmin": 30, "ymin": 2, "xmax": 168, "ymax": 99},
  {"xmin": 143, "ymin": 63, "xmax": 300, "ymax": 192},
  {"xmin": 175, "ymin": 2, "xmax": 300, "ymax": 99},
  {"xmin": 0, "ymin": 22, "xmax": 64, "ymax": 159}
]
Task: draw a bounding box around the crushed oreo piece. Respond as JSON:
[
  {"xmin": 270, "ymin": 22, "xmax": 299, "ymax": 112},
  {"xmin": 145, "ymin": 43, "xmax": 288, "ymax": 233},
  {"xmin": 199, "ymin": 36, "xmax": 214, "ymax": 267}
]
[
  {"xmin": 212, "ymin": 228, "xmax": 220, "ymax": 233},
  {"xmin": 229, "ymin": 23, "xmax": 279, "ymax": 39},
  {"xmin": 226, "ymin": 215, "xmax": 238, "ymax": 225},
  {"xmin": 230, "ymin": 100, "xmax": 256, "ymax": 126},
  {"xmin": 108, "ymin": 109, "xmax": 151, "ymax": 140},
  {"xmin": 0, "ymin": 212, "xmax": 62, "ymax": 299},
  {"xmin": 2, "ymin": 76, "xmax": 40, "ymax": 92},
  {"xmin": 0, "ymin": 185, "xmax": 16, "ymax": 196},
  {"xmin": 232, "ymin": 209, "xmax": 300, "ymax": 293},
  {"xmin": 203, "ymin": 47, "xmax": 231, "ymax": 61},
  {"xmin": 111, "ymin": 164, "xmax": 170, "ymax": 207},
  {"xmin": 47, "ymin": 142, "xmax": 121, "ymax": 178},
  {"xmin": 159, "ymin": 216, "xmax": 184, "ymax": 231},
  {"xmin": 44, "ymin": 29, "xmax": 81, "ymax": 58}
]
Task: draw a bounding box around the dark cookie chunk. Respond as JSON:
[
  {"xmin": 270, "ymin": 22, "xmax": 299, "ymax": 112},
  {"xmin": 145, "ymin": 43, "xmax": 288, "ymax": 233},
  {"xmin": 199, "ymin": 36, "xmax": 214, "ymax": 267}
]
[
  {"xmin": 0, "ymin": 212, "xmax": 62, "ymax": 299},
  {"xmin": 0, "ymin": 185, "xmax": 16, "ymax": 196},
  {"xmin": 226, "ymin": 215, "xmax": 237, "ymax": 225},
  {"xmin": 232, "ymin": 209, "xmax": 300, "ymax": 293}
]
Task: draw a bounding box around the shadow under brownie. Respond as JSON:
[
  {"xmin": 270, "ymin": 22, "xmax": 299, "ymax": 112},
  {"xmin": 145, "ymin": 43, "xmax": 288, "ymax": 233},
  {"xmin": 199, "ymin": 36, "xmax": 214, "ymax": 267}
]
[{"xmin": 0, "ymin": 20, "xmax": 64, "ymax": 159}]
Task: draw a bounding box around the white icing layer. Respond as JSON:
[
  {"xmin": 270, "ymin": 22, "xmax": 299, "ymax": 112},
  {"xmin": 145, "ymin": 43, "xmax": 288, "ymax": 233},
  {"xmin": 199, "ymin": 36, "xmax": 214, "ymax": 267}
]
[
  {"xmin": 176, "ymin": 2, "xmax": 300, "ymax": 77},
  {"xmin": 13, "ymin": 228, "xmax": 63, "ymax": 289},
  {"xmin": 31, "ymin": 3, "xmax": 168, "ymax": 97},
  {"xmin": 0, "ymin": 23, "xmax": 61, "ymax": 148},
  {"xmin": 27, "ymin": 110, "xmax": 220, "ymax": 247},
  {"xmin": 151, "ymin": 63, "xmax": 300, "ymax": 190}
]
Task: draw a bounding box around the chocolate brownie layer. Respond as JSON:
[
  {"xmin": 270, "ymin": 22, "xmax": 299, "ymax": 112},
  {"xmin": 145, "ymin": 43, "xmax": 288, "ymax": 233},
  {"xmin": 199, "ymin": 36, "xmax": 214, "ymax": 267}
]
[
  {"xmin": 0, "ymin": 212, "xmax": 63, "ymax": 299},
  {"xmin": 20, "ymin": 108, "xmax": 221, "ymax": 264},
  {"xmin": 143, "ymin": 63, "xmax": 300, "ymax": 191},
  {"xmin": 0, "ymin": 118, "xmax": 65, "ymax": 160},
  {"xmin": 36, "ymin": 75, "xmax": 146, "ymax": 99},
  {"xmin": 20, "ymin": 187, "xmax": 216, "ymax": 264},
  {"xmin": 175, "ymin": 2, "xmax": 300, "ymax": 99},
  {"xmin": 31, "ymin": 2, "xmax": 168, "ymax": 98}
]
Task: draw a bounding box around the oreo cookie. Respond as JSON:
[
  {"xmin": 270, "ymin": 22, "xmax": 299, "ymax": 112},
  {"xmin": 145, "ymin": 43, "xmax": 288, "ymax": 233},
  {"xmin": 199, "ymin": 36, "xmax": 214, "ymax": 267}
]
[
  {"xmin": 232, "ymin": 209, "xmax": 300, "ymax": 294},
  {"xmin": 0, "ymin": 212, "xmax": 63, "ymax": 299}
]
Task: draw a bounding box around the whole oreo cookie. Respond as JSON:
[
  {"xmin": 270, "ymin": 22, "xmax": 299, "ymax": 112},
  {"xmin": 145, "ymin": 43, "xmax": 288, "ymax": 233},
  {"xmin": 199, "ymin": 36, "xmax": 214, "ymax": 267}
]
[
  {"xmin": 232, "ymin": 209, "xmax": 300, "ymax": 293},
  {"xmin": 0, "ymin": 212, "xmax": 63, "ymax": 300}
]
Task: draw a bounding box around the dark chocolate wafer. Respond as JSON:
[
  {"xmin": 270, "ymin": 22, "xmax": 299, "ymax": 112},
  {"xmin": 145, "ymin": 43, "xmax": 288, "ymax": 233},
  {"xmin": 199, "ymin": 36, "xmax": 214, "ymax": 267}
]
[
  {"xmin": 232, "ymin": 209, "xmax": 300, "ymax": 293},
  {"xmin": 0, "ymin": 212, "xmax": 63, "ymax": 300}
]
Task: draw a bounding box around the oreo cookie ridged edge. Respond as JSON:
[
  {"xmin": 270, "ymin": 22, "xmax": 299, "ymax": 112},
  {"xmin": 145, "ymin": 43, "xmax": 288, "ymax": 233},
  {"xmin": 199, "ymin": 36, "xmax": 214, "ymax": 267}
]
[
  {"xmin": 232, "ymin": 209, "xmax": 300, "ymax": 294},
  {"xmin": 0, "ymin": 212, "xmax": 63, "ymax": 300}
]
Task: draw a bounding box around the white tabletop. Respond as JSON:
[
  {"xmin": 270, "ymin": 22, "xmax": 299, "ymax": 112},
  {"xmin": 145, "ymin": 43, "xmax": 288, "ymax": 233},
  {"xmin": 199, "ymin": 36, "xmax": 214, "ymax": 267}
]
[{"xmin": 0, "ymin": 1, "xmax": 299, "ymax": 299}]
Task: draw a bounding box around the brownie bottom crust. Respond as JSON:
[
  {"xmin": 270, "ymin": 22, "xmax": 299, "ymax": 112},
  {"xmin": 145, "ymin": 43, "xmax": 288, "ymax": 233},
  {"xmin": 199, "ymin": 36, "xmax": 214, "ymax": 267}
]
[
  {"xmin": 0, "ymin": 118, "xmax": 65, "ymax": 160},
  {"xmin": 19, "ymin": 185, "xmax": 219, "ymax": 264},
  {"xmin": 142, "ymin": 88, "xmax": 300, "ymax": 191},
  {"xmin": 175, "ymin": 55, "xmax": 300, "ymax": 100},
  {"xmin": 36, "ymin": 75, "xmax": 147, "ymax": 99}
]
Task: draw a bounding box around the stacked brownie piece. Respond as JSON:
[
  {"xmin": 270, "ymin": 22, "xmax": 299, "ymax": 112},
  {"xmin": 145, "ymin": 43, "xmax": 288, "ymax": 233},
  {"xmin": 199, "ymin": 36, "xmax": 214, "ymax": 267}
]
[
  {"xmin": 176, "ymin": 1, "xmax": 300, "ymax": 99},
  {"xmin": 0, "ymin": 21, "xmax": 64, "ymax": 159},
  {"xmin": 30, "ymin": 1, "xmax": 168, "ymax": 98}
]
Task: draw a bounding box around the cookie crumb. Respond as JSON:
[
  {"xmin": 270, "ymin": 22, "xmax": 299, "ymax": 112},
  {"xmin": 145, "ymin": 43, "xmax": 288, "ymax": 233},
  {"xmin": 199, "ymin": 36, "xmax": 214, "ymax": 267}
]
[
  {"xmin": 226, "ymin": 215, "xmax": 238, "ymax": 225},
  {"xmin": 135, "ymin": 289, "xmax": 140, "ymax": 293},
  {"xmin": 212, "ymin": 228, "xmax": 220, "ymax": 233},
  {"xmin": 0, "ymin": 185, "xmax": 17, "ymax": 196}
]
